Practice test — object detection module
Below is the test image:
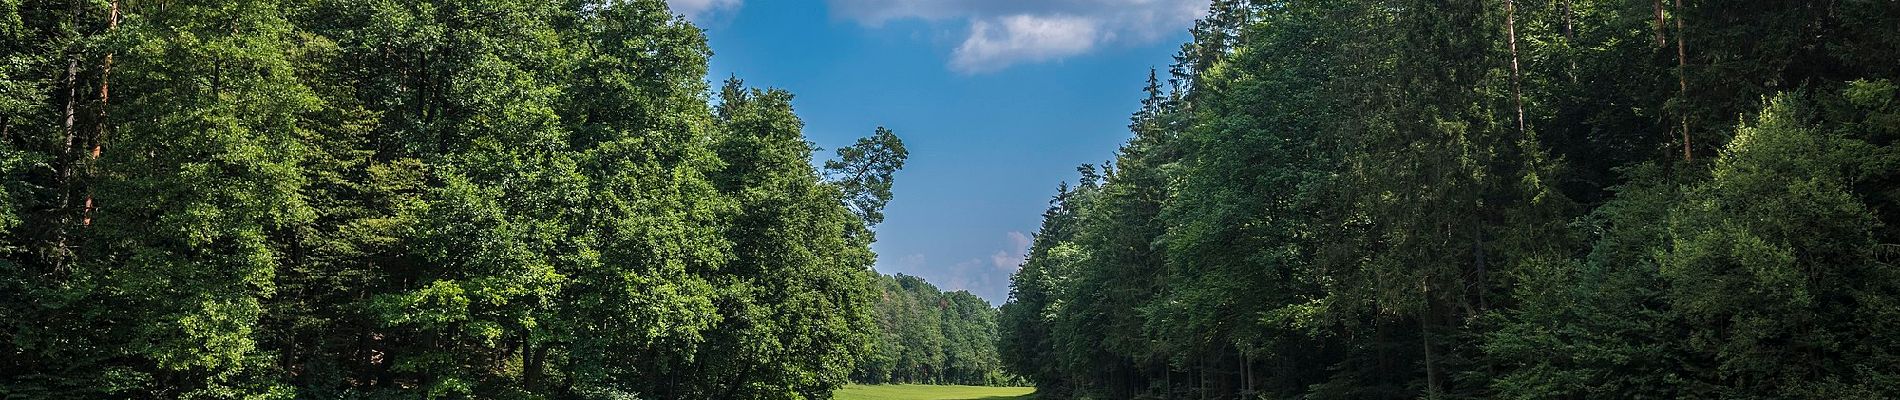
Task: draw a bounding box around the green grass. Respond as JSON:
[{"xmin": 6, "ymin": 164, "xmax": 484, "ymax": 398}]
[{"xmin": 834, "ymin": 384, "xmax": 1035, "ymax": 400}]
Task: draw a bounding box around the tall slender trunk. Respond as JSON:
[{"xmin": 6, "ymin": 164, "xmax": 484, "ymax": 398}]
[
  {"xmin": 95, "ymin": 32, "xmax": 112, "ymax": 162},
  {"xmin": 523, "ymin": 341, "xmax": 548, "ymax": 390},
  {"xmin": 83, "ymin": 0, "xmax": 119, "ymax": 226},
  {"xmin": 1420, "ymin": 278, "xmax": 1440, "ymax": 399},
  {"xmin": 1563, "ymin": 0, "xmax": 1578, "ymax": 83},
  {"xmin": 1506, "ymin": 0, "xmax": 1526, "ymax": 136},
  {"xmin": 1199, "ymin": 356, "xmax": 1208, "ymax": 400},
  {"xmin": 1242, "ymin": 352, "xmax": 1254, "ymax": 396},
  {"xmin": 1561, "ymin": 0, "xmax": 1574, "ymax": 42},
  {"xmin": 1473, "ymin": 217, "xmax": 1489, "ymax": 311},
  {"xmin": 54, "ymin": 18, "xmax": 81, "ymax": 267},
  {"xmin": 61, "ymin": 58, "xmax": 78, "ymax": 163},
  {"xmin": 1653, "ymin": 0, "xmax": 1668, "ymax": 46},
  {"xmin": 1157, "ymin": 360, "xmax": 1171, "ymax": 398},
  {"xmin": 1675, "ymin": 0, "xmax": 1691, "ymax": 161}
]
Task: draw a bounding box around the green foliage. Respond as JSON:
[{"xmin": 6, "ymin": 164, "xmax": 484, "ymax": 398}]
[
  {"xmin": 685, "ymin": 80, "xmax": 881, "ymax": 399},
  {"xmin": 826, "ymin": 126, "xmax": 908, "ymax": 228},
  {"xmin": 854, "ymin": 274, "xmax": 1013, "ymax": 387},
  {"xmin": 998, "ymin": 0, "xmax": 1900, "ymax": 399},
  {"xmin": 5, "ymin": 0, "xmax": 1900, "ymax": 398},
  {"xmin": 0, "ymin": 0, "xmax": 905, "ymax": 398}
]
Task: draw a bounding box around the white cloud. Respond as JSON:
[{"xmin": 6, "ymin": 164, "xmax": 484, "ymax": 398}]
[
  {"xmin": 876, "ymin": 253, "xmax": 996, "ymax": 298},
  {"xmin": 873, "ymin": 232, "xmax": 1037, "ymax": 303},
  {"xmin": 946, "ymin": 258, "xmax": 988, "ymax": 292},
  {"xmin": 828, "ymin": 0, "xmax": 1208, "ymax": 73},
  {"xmin": 666, "ymin": 0, "xmax": 741, "ymax": 21},
  {"xmin": 990, "ymin": 231, "xmax": 1033, "ymax": 270},
  {"xmin": 953, "ymin": 15, "xmax": 1099, "ymax": 74}
]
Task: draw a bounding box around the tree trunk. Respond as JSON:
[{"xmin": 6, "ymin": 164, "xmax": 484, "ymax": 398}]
[
  {"xmin": 1165, "ymin": 361, "xmax": 1174, "ymax": 398},
  {"xmin": 1473, "ymin": 217, "xmax": 1489, "ymax": 311},
  {"xmin": 1506, "ymin": 0, "xmax": 1526, "ymax": 137},
  {"xmin": 1653, "ymin": 0, "xmax": 1668, "ymax": 47},
  {"xmin": 1676, "ymin": 0, "xmax": 1691, "ymax": 161},
  {"xmin": 61, "ymin": 57, "xmax": 78, "ymax": 165},
  {"xmin": 1420, "ymin": 278, "xmax": 1440, "ymax": 399},
  {"xmin": 523, "ymin": 341, "xmax": 548, "ymax": 390},
  {"xmin": 1200, "ymin": 356, "xmax": 1208, "ymax": 400},
  {"xmin": 1562, "ymin": 0, "xmax": 1574, "ymax": 42},
  {"xmin": 1242, "ymin": 352, "xmax": 1254, "ymax": 396},
  {"xmin": 1563, "ymin": 0, "xmax": 1578, "ymax": 83},
  {"xmin": 84, "ymin": 0, "xmax": 119, "ymax": 226},
  {"xmin": 54, "ymin": 1, "xmax": 82, "ymax": 267}
]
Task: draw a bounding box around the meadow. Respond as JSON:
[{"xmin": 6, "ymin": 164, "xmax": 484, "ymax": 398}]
[{"xmin": 834, "ymin": 385, "xmax": 1034, "ymax": 400}]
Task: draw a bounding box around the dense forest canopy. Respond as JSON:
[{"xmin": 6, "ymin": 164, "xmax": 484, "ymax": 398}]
[
  {"xmin": 999, "ymin": 0, "xmax": 1900, "ymax": 399},
  {"xmin": 852, "ymin": 273, "xmax": 1015, "ymax": 387},
  {"xmin": 8, "ymin": 0, "xmax": 1900, "ymax": 399},
  {"xmin": 0, "ymin": 0, "xmax": 923, "ymax": 398}
]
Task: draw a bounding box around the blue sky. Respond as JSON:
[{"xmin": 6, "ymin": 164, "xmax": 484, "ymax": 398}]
[{"xmin": 669, "ymin": 0, "xmax": 1205, "ymax": 305}]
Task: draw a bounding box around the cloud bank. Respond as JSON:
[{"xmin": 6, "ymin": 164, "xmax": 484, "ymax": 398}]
[
  {"xmin": 828, "ymin": 0, "xmax": 1208, "ymax": 73},
  {"xmin": 991, "ymin": 231, "xmax": 1032, "ymax": 271}
]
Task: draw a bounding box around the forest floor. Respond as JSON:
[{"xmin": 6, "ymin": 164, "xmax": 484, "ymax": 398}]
[{"xmin": 834, "ymin": 384, "xmax": 1035, "ymax": 400}]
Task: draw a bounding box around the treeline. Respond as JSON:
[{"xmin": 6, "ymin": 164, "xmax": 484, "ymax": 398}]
[
  {"xmin": 854, "ymin": 273, "xmax": 1017, "ymax": 387},
  {"xmin": 1000, "ymin": 0, "xmax": 1900, "ymax": 399},
  {"xmin": 0, "ymin": 0, "xmax": 908, "ymax": 399}
]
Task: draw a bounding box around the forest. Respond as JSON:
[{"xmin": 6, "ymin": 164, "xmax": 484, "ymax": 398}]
[
  {"xmin": 852, "ymin": 273, "xmax": 1013, "ymax": 387},
  {"xmin": 998, "ymin": 0, "xmax": 1900, "ymax": 399},
  {"xmin": 8, "ymin": 0, "xmax": 1900, "ymax": 399},
  {"xmin": 0, "ymin": 0, "xmax": 940, "ymax": 398}
]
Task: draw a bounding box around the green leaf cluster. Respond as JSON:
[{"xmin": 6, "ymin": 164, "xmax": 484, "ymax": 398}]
[
  {"xmin": 0, "ymin": 1, "xmax": 908, "ymax": 398},
  {"xmin": 853, "ymin": 273, "xmax": 1017, "ymax": 387},
  {"xmin": 998, "ymin": 0, "xmax": 1900, "ymax": 398}
]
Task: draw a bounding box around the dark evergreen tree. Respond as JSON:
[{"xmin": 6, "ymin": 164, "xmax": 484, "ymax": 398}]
[{"xmin": 997, "ymin": 1, "xmax": 1900, "ymax": 399}]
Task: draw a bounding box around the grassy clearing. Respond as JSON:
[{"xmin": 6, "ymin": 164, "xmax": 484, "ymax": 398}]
[{"xmin": 834, "ymin": 384, "xmax": 1035, "ymax": 400}]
